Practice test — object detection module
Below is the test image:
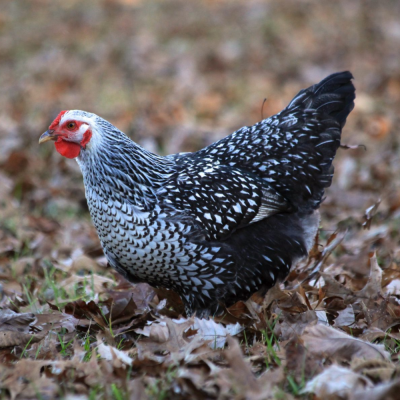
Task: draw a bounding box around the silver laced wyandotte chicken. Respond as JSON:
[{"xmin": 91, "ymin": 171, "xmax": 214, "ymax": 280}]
[{"xmin": 39, "ymin": 71, "xmax": 355, "ymax": 318}]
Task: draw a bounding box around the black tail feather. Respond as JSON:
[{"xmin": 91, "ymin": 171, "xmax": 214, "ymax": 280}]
[
  {"xmin": 293, "ymin": 71, "xmax": 355, "ymax": 128},
  {"xmin": 278, "ymin": 71, "xmax": 355, "ymax": 211}
]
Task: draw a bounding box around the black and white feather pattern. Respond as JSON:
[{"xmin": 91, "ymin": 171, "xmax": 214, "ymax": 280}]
[{"xmin": 68, "ymin": 71, "xmax": 355, "ymax": 317}]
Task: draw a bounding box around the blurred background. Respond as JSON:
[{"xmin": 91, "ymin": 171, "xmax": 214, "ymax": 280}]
[{"xmin": 1, "ymin": 0, "xmax": 400, "ymax": 269}]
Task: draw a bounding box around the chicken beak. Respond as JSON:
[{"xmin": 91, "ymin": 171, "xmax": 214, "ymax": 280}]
[{"xmin": 39, "ymin": 130, "xmax": 56, "ymax": 144}]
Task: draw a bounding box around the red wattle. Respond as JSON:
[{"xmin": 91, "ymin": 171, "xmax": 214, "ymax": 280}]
[
  {"xmin": 55, "ymin": 139, "xmax": 81, "ymax": 159},
  {"xmin": 81, "ymin": 130, "xmax": 92, "ymax": 148}
]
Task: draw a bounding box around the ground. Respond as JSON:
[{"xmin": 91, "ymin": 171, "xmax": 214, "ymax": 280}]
[{"xmin": 1, "ymin": 0, "xmax": 400, "ymax": 399}]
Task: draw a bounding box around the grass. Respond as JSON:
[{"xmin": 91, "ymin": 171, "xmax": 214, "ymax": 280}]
[
  {"xmin": 262, "ymin": 329, "xmax": 282, "ymax": 368},
  {"xmin": 88, "ymin": 386, "xmax": 101, "ymax": 400},
  {"xmin": 34, "ymin": 343, "xmax": 43, "ymax": 360},
  {"xmin": 18, "ymin": 259, "xmax": 104, "ymax": 314},
  {"xmin": 57, "ymin": 331, "xmax": 75, "ymax": 357},
  {"xmin": 146, "ymin": 365, "xmax": 178, "ymax": 400},
  {"xmin": 22, "ymin": 283, "xmax": 40, "ymax": 313},
  {"xmin": 82, "ymin": 331, "xmax": 96, "ymax": 362},
  {"xmin": 20, "ymin": 335, "xmax": 35, "ymax": 359},
  {"xmin": 381, "ymin": 329, "xmax": 400, "ymax": 357},
  {"xmin": 242, "ymin": 328, "xmax": 250, "ymax": 354},
  {"xmin": 110, "ymin": 383, "xmax": 125, "ymax": 400},
  {"xmin": 286, "ymin": 375, "xmax": 306, "ymax": 397},
  {"xmin": 41, "ymin": 262, "xmax": 67, "ymax": 308},
  {"xmin": 261, "ymin": 316, "xmax": 282, "ymax": 368}
]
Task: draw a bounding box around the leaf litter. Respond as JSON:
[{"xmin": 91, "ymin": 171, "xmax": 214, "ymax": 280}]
[
  {"xmin": 1, "ymin": 0, "xmax": 400, "ymax": 398},
  {"xmin": 2, "ymin": 225, "xmax": 400, "ymax": 399}
]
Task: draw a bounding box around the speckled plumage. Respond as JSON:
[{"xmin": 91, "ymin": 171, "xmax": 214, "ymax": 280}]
[{"xmin": 65, "ymin": 72, "xmax": 355, "ymax": 317}]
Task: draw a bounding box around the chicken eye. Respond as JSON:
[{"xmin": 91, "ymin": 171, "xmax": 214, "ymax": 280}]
[{"xmin": 67, "ymin": 122, "xmax": 76, "ymax": 130}]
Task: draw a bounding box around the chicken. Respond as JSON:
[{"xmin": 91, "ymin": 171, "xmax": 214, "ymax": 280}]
[{"xmin": 39, "ymin": 71, "xmax": 355, "ymax": 317}]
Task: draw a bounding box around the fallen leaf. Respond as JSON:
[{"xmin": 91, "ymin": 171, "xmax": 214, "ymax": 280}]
[
  {"xmin": 192, "ymin": 318, "xmax": 244, "ymax": 349},
  {"xmin": 97, "ymin": 341, "xmax": 133, "ymax": 366},
  {"xmin": 356, "ymin": 253, "xmax": 383, "ymax": 298},
  {"xmin": 276, "ymin": 310, "xmax": 318, "ymax": 340},
  {"xmin": 363, "ymin": 200, "xmax": 381, "ymax": 230},
  {"xmin": 334, "ymin": 305, "xmax": 356, "ymax": 328},
  {"xmin": 220, "ymin": 336, "xmax": 260, "ymax": 394},
  {"xmin": 130, "ymin": 283, "xmax": 157, "ymax": 310},
  {"xmin": 351, "ymin": 358, "xmax": 398, "ymax": 383},
  {"xmin": 0, "ymin": 331, "xmax": 41, "ymax": 348},
  {"xmin": 303, "ymin": 364, "xmax": 372, "ymax": 398},
  {"xmin": 0, "ymin": 309, "xmax": 36, "ymax": 330},
  {"xmin": 301, "ymin": 324, "xmax": 390, "ymax": 362},
  {"xmin": 352, "ymin": 378, "xmax": 400, "ymax": 400},
  {"xmin": 136, "ymin": 317, "xmax": 212, "ymax": 364}
]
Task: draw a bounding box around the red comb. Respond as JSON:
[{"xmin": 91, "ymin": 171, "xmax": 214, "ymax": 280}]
[{"xmin": 49, "ymin": 110, "xmax": 68, "ymax": 130}]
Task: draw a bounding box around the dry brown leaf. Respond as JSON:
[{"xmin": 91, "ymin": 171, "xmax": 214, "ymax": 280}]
[
  {"xmin": 149, "ymin": 322, "xmax": 170, "ymax": 343},
  {"xmin": 27, "ymin": 215, "xmax": 60, "ymax": 233},
  {"xmin": 130, "ymin": 283, "xmax": 157, "ymax": 310},
  {"xmin": 136, "ymin": 317, "xmax": 207, "ymax": 363},
  {"xmin": 334, "ymin": 305, "xmax": 356, "ymax": 328},
  {"xmin": 9, "ymin": 257, "xmax": 36, "ymax": 276},
  {"xmin": 103, "ymin": 291, "xmax": 141, "ymax": 324},
  {"xmin": 127, "ymin": 378, "xmax": 148, "ymax": 400},
  {"xmin": 276, "ymin": 291, "xmax": 309, "ymax": 313},
  {"xmin": 365, "ymin": 115, "xmax": 392, "ymax": 139},
  {"xmin": 225, "ymin": 300, "xmax": 255, "ymax": 322},
  {"xmin": 357, "ymin": 252, "xmax": 383, "ymax": 298},
  {"xmin": 220, "ymin": 336, "xmax": 261, "ymax": 394},
  {"xmin": 0, "ymin": 309, "xmax": 36, "ymax": 330},
  {"xmin": 301, "ymin": 324, "xmax": 390, "ymax": 362},
  {"xmin": 285, "ymin": 335, "xmax": 323, "ymax": 382},
  {"xmin": 351, "ymin": 378, "xmax": 400, "ymax": 400},
  {"xmin": 70, "ymin": 254, "xmax": 103, "ymax": 273},
  {"xmin": 97, "ymin": 341, "xmax": 133, "ymax": 366},
  {"xmin": 303, "ymin": 364, "xmax": 372, "ymax": 399},
  {"xmin": 60, "ymin": 273, "xmax": 114, "ymax": 294},
  {"xmin": 0, "ymin": 331, "xmax": 42, "ymax": 348},
  {"xmin": 136, "ymin": 316, "xmax": 243, "ymax": 350},
  {"xmin": 214, "ymin": 336, "xmax": 285, "ymax": 399},
  {"xmin": 154, "ymin": 287, "xmax": 185, "ymax": 315},
  {"xmin": 363, "ymin": 200, "xmax": 381, "ymax": 230},
  {"xmin": 192, "ymin": 317, "xmax": 244, "ymax": 349},
  {"xmin": 0, "ymin": 359, "xmax": 49, "ymax": 399},
  {"xmin": 35, "ymin": 312, "xmax": 81, "ymax": 333},
  {"xmin": 264, "ymin": 283, "xmax": 300, "ymax": 307},
  {"xmin": 384, "ymin": 278, "xmax": 400, "ymax": 295},
  {"xmin": 351, "ymin": 358, "xmax": 397, "ymax": 383},
  {"xmin": 302, "ymin": 229, "xmax": 348, "ymax": 282},
  {"xmin": 64, "ymin": 299, "xmax": 106, "ymax": 326},
  {"xmin": 340, "ymin": 143, "xmax": 367, "ymax": 150},
  {"xmin": 0, "ymin": 310, "xmax": 43, "ymax": 348},
  {"xmin": 276, "ymin": 310, "xmax": 318, "ymax": 340},
  {"xmin": 15, "ymin": 376, "xmax": 59, "ymax": 400},
  {"xmin": 321, "ymin": 272, "xmax": 355, "ymax": 299}
]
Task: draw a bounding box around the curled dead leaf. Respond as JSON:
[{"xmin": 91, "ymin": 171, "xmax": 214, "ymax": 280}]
[
  {"xmin": 150, "ymin": 323, "xmax": 170, "ymax": 343},
  {"xmin": 0, "ymin": 331, "xmax": 42, "ymax": 348},
  {"xmin": 351, "ymin": 358, "xmax": 397, "ymax": 383},
  {"xmin": 97, "ymin": 341, "xmax": 133, "ymax": 366},
  {"xmin": 357, "ymin": 252, "xmax": 382, "ymax": 299},
  {"xmin": 223, "ymin": 336, "xmax": 260, "ymax": 393},
  {"xmin": 334, "ymin": 305, "xmax": 356, "ymax": 328},
  {"xmin": 351, "ymin": 379, "xmax": 400, "ymax": 400},
  {"xmin": 363, "ymin": 200, "xmax": 381, "ymax": 230},
  {"xmin": 303, "ymin": 364, "xmax": 372, "ymax": 398},
  {"xmin": 301, "ymin": 324, "xmax": 390, "ymax": 362},
  {"xmin": 0, "ymin": 309, "xmax": 36, "ymax": 329},
  {"xmin": 276, "ymin": 310, "xmax": 317, "ymax": 340}
]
